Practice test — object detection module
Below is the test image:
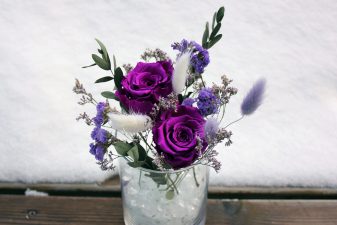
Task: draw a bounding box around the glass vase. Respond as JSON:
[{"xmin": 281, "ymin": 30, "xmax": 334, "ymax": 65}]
[{"xmin": 118, "ymin": 158, "xmax": 209, "ymax": 225}]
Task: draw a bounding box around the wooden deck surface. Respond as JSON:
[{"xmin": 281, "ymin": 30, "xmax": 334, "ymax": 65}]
[{"xmin": 0, "ymin": 195, "xmax": 337, "ymax": 225}]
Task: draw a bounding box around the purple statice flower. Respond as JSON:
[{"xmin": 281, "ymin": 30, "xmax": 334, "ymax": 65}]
[
  {"xmin": 189, "ymin": 41, "xmax": 210, "ymax": 74},
  {"xmin": 241, "ymin": 78, "xmax": 266, "ymax": 116},
  {"xmin": 91, "ymin": 127, "xmax": 109, "ymax": 143},
  {"xmin": 172, "ymin": 39, "xmax": 210, "ymax": 74},
  {"xmin": 93, "ymin": 102, "xmax": 106, "ymax": 126},
  {"xmin": 89, "ymin": 143, "xmax": 105, "ymax": 161},
  {"xmin": 197, "ymin": 88, "xmax": 220, "ymax": 117},
  {"xmin": 182, "ymin": 98, "xmax": 195, "ymax": 107},
  {"xmin": 204, "ymin": 118, "xmax": 219, "ymax": 140}
]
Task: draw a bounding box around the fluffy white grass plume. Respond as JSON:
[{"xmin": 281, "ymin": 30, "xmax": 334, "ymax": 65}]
[
  {"xmin": 108, "ymin": 113, "xmax": 152, "ymax": 133},
  {"xmin": 172, "ymin": 51, "xmax": 191, "ymax": 93}
]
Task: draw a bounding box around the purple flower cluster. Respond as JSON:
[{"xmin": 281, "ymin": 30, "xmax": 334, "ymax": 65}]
[
  {"xmin": 172, "ymin": 39, "xmax": 210, "ymax": 74},
  {"xmin": 197, "ymin": 88, "xmax": 220, "ymax": 116},
  {"xmin": 90, "ymin": 102, "xmax": 109, "ymax": 161}
]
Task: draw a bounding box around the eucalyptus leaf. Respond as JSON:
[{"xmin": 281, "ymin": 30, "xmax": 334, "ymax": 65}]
[
  {"xmin": 112, "ymin": 141, "xmax": 133, "ymax": 156},
  {"xmin": 216, "ymin": 7, "xmax": 225, "ymax": 23},
  {"xmin": 95, "ymin": 39, "xmax": 109, "ymax": 62},
  {"xmin": 127, "ymin": 145, "xmax": 139, "ymax": 162},
  {"xmin": 82, "ymin": 63, "xmax": 96, "ymax": 69},
  {"xmin": 211, "ymin": 12, "xmax": 217, "ymax": 29},
  {"xmin": 114, "ymin": 67, "xmax": 124, "ymax": 90},
  {"xmin": 95, "ymin": 76, "xmax": 113, "ymax": 83},
  {"xmin": 101, "ymin": 91, "xmax": 119, "ymax": 100},
  {"xmin": 113, "ymin": 55, "xmax": 117, "ymax": 71},
  {"xmin": 202, "ymin": 22, "xmax": 209, "ymax": 49},
  {"xmin": 208, "ymin": 34, "xmax": 222, "ymax": 48},
  {"xmin": 210, "ymin": 23, "xmax": 221, "ymax": 40},
  {"xmin": 92, "ymin": 54, "xmax": 110, "ymax": 70}
]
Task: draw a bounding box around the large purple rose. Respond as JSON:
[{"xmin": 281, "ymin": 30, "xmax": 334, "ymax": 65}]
[
  {"xmin": 115, "ymin": 61, "xmax": 173, "ymax": 114},
  {"xmin": 153, "ymin": 105, "xmax": 208, "ymax": 169}
]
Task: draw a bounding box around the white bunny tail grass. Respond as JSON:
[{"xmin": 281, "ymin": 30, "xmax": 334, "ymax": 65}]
[
  {"xmin": 108, "ymin": 113, "xmax": 153, "ymax": 133},
  {"xmin": 172, "ymin": 51, "xmax": 191, "ymax": 93}
]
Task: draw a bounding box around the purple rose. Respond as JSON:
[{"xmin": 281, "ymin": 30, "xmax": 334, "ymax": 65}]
[
  {"xmin": 153, "ymin": 105, "xmax": 208, "ymax": 169},
  {"xmin": 115, "ymin": 61, "xmax": 173, "ymax": 114}
]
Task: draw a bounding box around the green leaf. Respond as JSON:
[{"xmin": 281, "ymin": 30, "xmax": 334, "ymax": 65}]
[
  {"xmin": 202, "ymin": 22, "xmax": 209, "ymax": 49},
  {"xmin": 211, "ymin": 12, "xmax": 217, "ymax": 29},
  {"xmin": 92, "ymin": 54, "xmax": 110, "ymax": 70},
  {"xmin": 95, "ymin": 39, "xmax": 109, "ymax": 62},
  {"xmin": 113, "ymin": 141, "xmax": 133, "ymax": 156},
  {"xmin": 208, "ymin": 34, "xmax": 222, "ymax": 48},
  {"xmin": 127, "ymin": 145, "xmax": 139, "ymax": 162},
  {"xmin": 210, "ymin": 23, "xmax": 221, "ymax": 40},
  {"xmin": 136, "ymin": 144, "xmax": 147, "ymax": 161},
  {"xmin": 101, "ymin": 91, "xmax": 119, "ymax": 100},
  {"xmin": 95, "ymin": 76, "xmax": 113, "ymax": 83},
  {"xmin": 114, "ymin": 67, "xmax": 124, "ymax": 90},
  {"xmin": 82, "ymin": 63, "xmax": 96, "ymax": 69},
  {"xmin": 113, "ymin": 55, "xmax": 117, "ymax": 71},
  {"xmin": 216, "ymin": 6, "xmax": 225, "ymax": 23}
]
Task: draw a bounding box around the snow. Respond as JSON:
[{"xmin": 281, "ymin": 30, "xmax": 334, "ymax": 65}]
[{"xmin": 0, "ymin": 0, "xmax": 337, "ymax": 186}]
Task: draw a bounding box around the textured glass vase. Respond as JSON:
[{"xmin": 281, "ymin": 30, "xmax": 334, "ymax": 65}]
[{"xmin": 119, "ymin": 158, "xmax": 209, "ymax": 225}]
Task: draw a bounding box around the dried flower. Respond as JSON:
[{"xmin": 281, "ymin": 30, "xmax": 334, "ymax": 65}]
[
  {"xmin": 197, "ymin": 88, "xmax": 220, "ymax": 116},
  {"xmin": 122, "ymin": 63, "xmax": 133, "ymax": 74},
  {"xmin": 108, "ymin": 113, "xmax": 152, "ymax": 133},
  {"xmin": 204, "ymin": 118, "xmax": 219, "ymax": 141},
  {"xmin": 172, "ymin": 51, "xmax": 191, "ymax": 94},
  {"xmin": 182, "ymin": 98, "xmax": 195, "ymax": 107},
  {"xmin": 76, "ymin": 112, "xmax": 93, "ymax": 126},
  {"xmin": 241, "ymin": 78, "xmax": 266, "ymax": 116},
  {"xmin": 141, "ymin": 48, "xmax": 170, "ymax": 62}
]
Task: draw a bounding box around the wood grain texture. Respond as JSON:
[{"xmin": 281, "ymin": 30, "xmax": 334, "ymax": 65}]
[{"xmin": 1, "ymin": 195, "xmax": 337, "ymax": 225}]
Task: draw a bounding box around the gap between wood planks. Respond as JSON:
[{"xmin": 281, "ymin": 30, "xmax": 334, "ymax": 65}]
[{"xmin": 1, "ymin": 176, "xmax": 337, "ymax": 199}]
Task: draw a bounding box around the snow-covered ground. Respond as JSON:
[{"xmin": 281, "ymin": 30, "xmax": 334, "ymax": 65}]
[{"xmin": 0, "ymin": 0, "xmax": 336, "ymax": 186}]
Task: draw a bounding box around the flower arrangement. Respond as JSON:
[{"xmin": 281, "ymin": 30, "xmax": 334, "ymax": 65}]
[{"xmin": 73, "ymin": 6, "xmax": 266, "ymax": 175}]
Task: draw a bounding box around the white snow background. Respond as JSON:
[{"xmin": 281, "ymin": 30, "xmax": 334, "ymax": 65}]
[{"xmin": 0, "ymin": 0, "xmax": 336, "ymax": 186}]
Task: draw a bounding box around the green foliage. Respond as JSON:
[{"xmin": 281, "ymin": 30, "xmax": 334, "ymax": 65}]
[
  {"xmin": 112, "ymin": 141, "xmax": 133, "ymax": 156},
  {"xmin": 114, "ymin": 67, "xmax": 124, "ymax": 90},
  {"xmin": 101, "ymin": 91, "xmax": 119, "ymax": 100},
  {"xmin": 95, "ymin": 76, "xmax": 113, "ymax": 83},
  {"xmin": 82, "ymin": 39, "xmax": 111, "ymax": 71},
  {"xmin": 202, "ymin": 6, "xmax": 225, "ymax": 49}
]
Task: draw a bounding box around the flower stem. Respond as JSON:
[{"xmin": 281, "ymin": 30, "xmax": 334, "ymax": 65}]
[
  {"xmin": 224, "ymin": 116, "xmax": 244, "ymax": 129},
  {"xmin": 193, "ymin": 167, "xmax": 199, "ymax": 187}
]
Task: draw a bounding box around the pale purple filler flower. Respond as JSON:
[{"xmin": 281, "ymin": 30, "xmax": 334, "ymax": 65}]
[
  {"xmin": 182, "ymin": 98, "xmax": 195, "ymax": 106},
  {"xmin": 204, "ymin": 118, "xmax": 219, "ymax": 140},
  {"xmin": 241, "ymin": 78, "xmax": 266, "ymax": 116}
]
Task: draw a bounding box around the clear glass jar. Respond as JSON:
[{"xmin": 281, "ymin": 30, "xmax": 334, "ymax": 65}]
[{"xmin": 118, "ymin": 158, "xmax": 209, "ymax": 225}]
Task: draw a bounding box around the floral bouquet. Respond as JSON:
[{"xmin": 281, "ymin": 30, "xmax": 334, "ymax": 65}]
[{"xmin": 73, "ymin": 6, "xmax": 265, "ymax": 225}]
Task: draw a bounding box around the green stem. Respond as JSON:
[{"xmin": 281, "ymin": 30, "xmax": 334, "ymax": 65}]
[
  {"xmin": 224, "ymin": 116, "xmax": 244, "ymax": 129},
  {"xmin": 167, "ymin": 174, "xmax": 179, "ymax": 194},
  {"xmin": 200, "ymin": 75, "xmax": 206, "ymax": 88},
  {"xmin": 193, "ymin": 167, "xmax": 200, "ymax": 187}
]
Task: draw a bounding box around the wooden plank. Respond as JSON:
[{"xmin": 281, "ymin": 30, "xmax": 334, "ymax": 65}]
[{"xmin": 0, "ymin": 195, "xmax": 337, "ymax": 225}]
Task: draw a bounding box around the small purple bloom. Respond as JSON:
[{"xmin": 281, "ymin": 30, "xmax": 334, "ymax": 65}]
[
  {"xmin": 204, "ymin": 118, "xmax": 219, "ymax": 139},
  {"xmin": 91, "ymin": 127, "xmax": 109, "ymax": 143},
  {"xmin": 241, "ymin": 78, "xmax": 266, "ymax": 116},
  {"xmin": 197, "ymin": 88, "xmax": 220, "ymax": 117},
  {"xmin": 182, "ymin": 98, "xmax": 195, "ymax": 106},
  {"xmin": 93, "ymin": 102, "xmax": 106, "ymax": 126},
  {"xmin": 172, "ymin": 39, "xmax": 210, "ymax": 74},
  {"xmin": 89, "ymin": 143, "xmax": 105, "ymax": 161}
]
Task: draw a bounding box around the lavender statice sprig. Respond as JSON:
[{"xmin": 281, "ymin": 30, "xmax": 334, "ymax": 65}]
[
  {"xmin": 241, "ymin": 78, "xmax": 266, "ymax": 116},
  {"xmin": 73, "ymin": 79, "xmax": 97, "ymax": 105}
]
